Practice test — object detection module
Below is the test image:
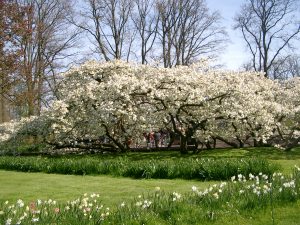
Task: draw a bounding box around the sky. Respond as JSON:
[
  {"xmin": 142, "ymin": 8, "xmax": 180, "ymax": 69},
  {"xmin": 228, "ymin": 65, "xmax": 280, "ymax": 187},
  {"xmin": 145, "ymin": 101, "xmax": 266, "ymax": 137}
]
[
  {"xmin": 76, "ymin": 0, "xmax": 299, "ymax": 71},
  {"xmin": 206, "ymin": 0, "xmax": 249, "ymax": 69},
  {"xmin": 76, "ymin": 0, "xmax": 249, "ymax": 70}
]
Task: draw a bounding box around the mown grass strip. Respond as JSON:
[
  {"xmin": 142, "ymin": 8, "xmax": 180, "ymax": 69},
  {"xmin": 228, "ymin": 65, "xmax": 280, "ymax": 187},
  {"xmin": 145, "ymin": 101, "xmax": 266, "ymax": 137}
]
[{"xmin": 0, "ymin": 168, "xmax": 299, "ymax": 225}]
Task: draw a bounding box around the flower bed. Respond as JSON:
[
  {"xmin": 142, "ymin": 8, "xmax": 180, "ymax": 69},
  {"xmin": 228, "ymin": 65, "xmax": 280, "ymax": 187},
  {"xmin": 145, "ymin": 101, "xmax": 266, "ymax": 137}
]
[{"xmin": 1, "ymin": 166, "xmax": 299, "ymax": 224}]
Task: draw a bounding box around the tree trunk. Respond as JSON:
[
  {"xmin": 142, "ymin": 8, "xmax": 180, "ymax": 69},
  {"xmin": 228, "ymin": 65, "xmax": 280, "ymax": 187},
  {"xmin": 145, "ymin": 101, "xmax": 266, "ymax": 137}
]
[
  {"xmin": 216, "ymin": 136, "xmax": 238, "ymax": 148},
  {"xmin": 0, "ymin": 95, "xmax": 10, "ymax": 122},
  {"xmin": 253, "ymin": 138, "xmax": 264, "ymax": 147},
  {"xmin": 27, "ymin": 91, "xmax": 35, "ymax": 116},
  {"xmin": 180, "ymin": 135, "xmax": 188, "ymax": 154},
  {"xmin": 205, "ymin": 141, "xmax": 212, "ymax": 150},
  {"xmin": 212, "ymin": 137, "xmax": 217, "ymax": 149},
  {"xmin": 237, "ymin": 137, "xmax": 244, "ymax": 148}
]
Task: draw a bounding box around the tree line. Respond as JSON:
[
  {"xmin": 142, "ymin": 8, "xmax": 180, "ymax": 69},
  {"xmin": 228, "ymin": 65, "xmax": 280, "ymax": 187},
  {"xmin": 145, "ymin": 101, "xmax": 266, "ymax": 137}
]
[{"xmin": 0, "ymin": 0, "xmax": 299, "ymax": 122}]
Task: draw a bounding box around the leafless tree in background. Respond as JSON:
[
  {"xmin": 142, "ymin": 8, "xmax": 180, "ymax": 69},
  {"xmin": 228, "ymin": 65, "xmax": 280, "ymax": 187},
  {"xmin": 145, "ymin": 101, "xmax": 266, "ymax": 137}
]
[
  {"xmin": 75, "ymin": 0, "xmax": 134, "ymax": 61},
  {"xmin": 172, "ymin": 0, "xmax": 227, "ymax": 66},
  {"xmin": 77, "ymin": 0, "xmax": 227, "ymax": 67},
  {"xmin": 131, "ymin": 0, "xmax": 159, "ymax": 64},
  {"xmin": 155, "ymin": 0, "xmax": 182, "ymax": 68},
  {"xmin": 269, "ymin": 54, "xmax": 300, "ymax": 80},
  {"xmin": 9, "ymin": 0, "xmax": 79, "ymax": 117},
  {"xmin": 156, "ymin": 0, "xmax": 227, "ymax": 68},
  {"xmin": 235, "ymin": 0, "xmax": 300, "ymax": 78}
]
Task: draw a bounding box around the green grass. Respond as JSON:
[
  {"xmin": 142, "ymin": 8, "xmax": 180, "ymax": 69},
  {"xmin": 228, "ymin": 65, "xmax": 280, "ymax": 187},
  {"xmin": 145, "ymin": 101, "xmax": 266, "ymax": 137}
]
[
  {"xmin": 121, "ymin": 147, "xmax": 299, "ymax": 174},
  {"xmin": 1, "ymin": 168, "xmax": 300, "ymax": 225},
  {"xmin": 202, "ymin": 202, "xmax": 300, "ymax": 225},
  {"xmin": 0, "ymin": 170, "xmax": 214, "ymax": 206},
  {"xmin": 0, "ymin": 154, "xmax": 280, "ymax": 180},
  {"xmin": 198, "ymin": 147, "xmax": 300, "ymax": 174},
  {"xmin": 97, "ymin": 147, "xmax": 300, "ymax": 160},
  {"xmin": 0, "ymin": 147, "xmax": 300, "ymax": 224}
]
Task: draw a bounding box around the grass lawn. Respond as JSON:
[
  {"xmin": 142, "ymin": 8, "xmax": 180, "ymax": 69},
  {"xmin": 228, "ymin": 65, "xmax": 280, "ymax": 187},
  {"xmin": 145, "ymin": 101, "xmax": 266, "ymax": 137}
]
[
  {"xmin": 0, "ymin": 147, "xmax": 299, "ymax": 204},
  {"xmin": 198, "ymin": 147, "xmax": 300, "ymax": 174},
  {"xmin": 89, "ymin": 146, "xmax": 300, "ymax": 168},
  {"xmin": 217, "ymin": 202, "xmax": 300, "ymax": 225},
  {"xmin": 0, "ymin": 147, "xmax": 299, "ymax": 224},
  {"xmin": 86, "ymin": 146, "xmax": 300, "ymax": 174},
  {"xmin": 0, "ymin": 170, "xmax": 215, "ymax": 206}
]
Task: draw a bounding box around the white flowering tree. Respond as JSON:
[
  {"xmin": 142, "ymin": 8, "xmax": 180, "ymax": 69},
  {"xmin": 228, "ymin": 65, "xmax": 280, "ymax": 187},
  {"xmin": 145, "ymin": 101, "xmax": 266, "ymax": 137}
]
[
  {"xmin": 47, "ymin": 61, "xmax": 160, "ymax": 152},
  {"xmin": 0, "ymin": 115, "xmax": 51, "ymax": 154},
  {"xmin": 0, "ymin": 60, "xmax": 299, "ymax": 153},
  {"xmin": 269, "ymin": 78, "xmax": 300, "ymax": 150},
  {"xmin": 208, "ymin": 71, "xmax": 281, "ymax": 148},
  {"xmin": 146, "ymin": 66, "xmax": 283, "ymax": 151},
  {"xmin": 144, "ymin": 65, "xmax": 231, "ymax": 152}
]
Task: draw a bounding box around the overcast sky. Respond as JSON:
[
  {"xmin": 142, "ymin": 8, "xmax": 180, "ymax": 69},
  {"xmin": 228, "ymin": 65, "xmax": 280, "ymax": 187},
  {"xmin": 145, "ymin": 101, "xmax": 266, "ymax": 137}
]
[{"xmin": 206, "ymin": 0, "xmax": 248, "ymax": 69}]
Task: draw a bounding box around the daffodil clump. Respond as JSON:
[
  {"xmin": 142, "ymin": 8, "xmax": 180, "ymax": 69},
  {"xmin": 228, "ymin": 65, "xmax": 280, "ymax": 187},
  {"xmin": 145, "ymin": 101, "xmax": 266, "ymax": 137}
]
[
  {"xmin": 1, "ymin": 166, "xmax": 299, "ymax": 224},
  {"xmin": 0, "ymin": 156, "xmax": 279, "ymax": 180},
  {"xmin": 0, "ymin": 193, "xmax": 109, "ymax": 225}
]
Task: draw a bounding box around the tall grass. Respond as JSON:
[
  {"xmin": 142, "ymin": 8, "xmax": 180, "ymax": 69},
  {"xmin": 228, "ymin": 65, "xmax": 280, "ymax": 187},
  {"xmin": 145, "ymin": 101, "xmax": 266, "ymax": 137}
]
[
  {"xmin": 0, "ymin": 167, "xmax": 299, "ymax": 225},
  {"xmin": 0, "ymin": 156, "xmax": 279, "ymax": 180}
]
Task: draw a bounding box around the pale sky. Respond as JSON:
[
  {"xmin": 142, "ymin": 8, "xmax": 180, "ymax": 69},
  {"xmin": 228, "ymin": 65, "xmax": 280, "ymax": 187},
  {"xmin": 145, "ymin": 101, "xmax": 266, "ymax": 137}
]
[
  {"xmin": 77, "ymin": 0, "xmax": 299, "ymax": 70},
  {"xmin": 206, "ymin": 0, "xmax": 248, "ymax": 69},
  {"xmin": 77, "ymin": 0, "xmax": 249, "ymax": 70}
]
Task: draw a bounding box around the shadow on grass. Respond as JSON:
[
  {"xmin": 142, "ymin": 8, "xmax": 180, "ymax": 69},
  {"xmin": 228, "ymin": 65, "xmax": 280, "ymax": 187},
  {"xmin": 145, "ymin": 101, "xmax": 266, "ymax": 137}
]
[
  {"xmin": 52, "ymin": 147, "xmax": 300, "ymax": 162},
  {"xmin": 198, "ymin": 147, "xmax": 300, "ymax": 160}
]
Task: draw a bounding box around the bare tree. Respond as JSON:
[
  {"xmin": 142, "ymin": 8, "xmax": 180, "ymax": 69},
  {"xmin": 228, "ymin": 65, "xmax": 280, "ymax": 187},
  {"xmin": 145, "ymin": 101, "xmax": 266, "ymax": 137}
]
[
  {"xmin": 10, "ymin": 0, "xmax": 79, "ymax": 117},
  {"xmin": 75, "ymin": 0, "xmax": 134, "ymax": 61},
  {"xmin": 235, "ymin": 0, "xmax": 300, "ymax": 78},
  {"xmin": 156, "ymin": 0, "xmax": 227, "ymax": 68},
  {"xmin": 269, "ymin": 54, "xmax": 300, "ymax": 79},
  {"xmin": 172, "ymin": 0, "xmax": 227, "ymax": 66},
  {"xmin": 74, "ymin": 0, "xmax": 227, "ymax": 66},
  {"xmin": 131, "ymin": 0, "xmax": 159, "ymax": 64},
  {"xmin": 156, "ymin": 0, "xmax": 182, "ymax": 68},
  {"xmin": 285, "ymin": 55, "xmax": 300, "ymax": 78}
]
